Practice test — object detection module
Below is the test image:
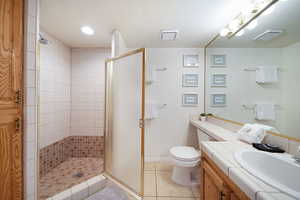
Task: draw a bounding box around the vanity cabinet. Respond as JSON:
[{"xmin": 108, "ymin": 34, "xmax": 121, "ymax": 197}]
[
  {"xmin": 201, "ymin": 152, "xmax": 250, "ymax": 200},
  {"xmin": 202, "ymin": 161, "xmax": 231, "ymax": 200}
]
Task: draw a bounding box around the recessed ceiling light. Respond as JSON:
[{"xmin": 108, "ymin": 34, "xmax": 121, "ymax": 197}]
[{"xmin": 81, "ymin": 26, "xmax": 94, "ymax": 35}]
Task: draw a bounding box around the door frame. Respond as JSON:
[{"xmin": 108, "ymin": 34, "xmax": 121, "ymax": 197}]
[{"xmin": 103, "ymin": 48, "xmax": 146, "ymax": 197}]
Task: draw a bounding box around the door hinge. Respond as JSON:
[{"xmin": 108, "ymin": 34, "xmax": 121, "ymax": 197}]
[
  {"xmin": 139, "ymin": 119, "xmax": 145, "ymax": 128},
  {"xmin": 15, "ymin": 118, "xmax": 21, "ymax": 132},
  {"xmin": 219, "ymin": 191, "xmax": 226, "ymax": 200},
  {"xmin": 15, "ymin": 90, "xmax": 21, "ymax": 104}
]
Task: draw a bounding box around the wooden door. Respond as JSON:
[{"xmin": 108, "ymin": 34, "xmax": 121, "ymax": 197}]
[
  {"xmin": 231, "ymin": 193, "xmax": 240, "ymax": 200},
  {"xmin": 202, "ymin": 161, "xmax": 230, "ymax": 200},
  {"xmin": 0, "ymin": 0, "xmax": 24, "ymax": 199}
]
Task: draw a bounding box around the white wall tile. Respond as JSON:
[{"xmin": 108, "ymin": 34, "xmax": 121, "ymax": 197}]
[
  {"xmin": 39, "ymin": 30, "xmax": 72, "ymax": 148},
  {"xmin": 24, "ymin": 0, "xmax": 38, "ymax": 199},
  {"xmin": 25, "ymin": 87, "xmax": 36, "ymax": 106},
  {"xmin": 25, "ymin": 105, "xmax": 37, "ymax": 124},
  {"xmin": 70, "ymin": 48, "xmax": 109, "ymax": 137},
  {"xmin": 25, "ymin": 52, "xmax": 36, "ymax": 70}
]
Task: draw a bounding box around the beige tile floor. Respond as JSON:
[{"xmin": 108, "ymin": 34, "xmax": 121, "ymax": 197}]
[{"xmin": 144, "ymin": 162, "xmax": 200, "ymax": 200}]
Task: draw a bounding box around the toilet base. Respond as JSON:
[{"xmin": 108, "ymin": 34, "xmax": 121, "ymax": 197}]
[{"xmin": 171, "ymin": 165, "xmax": 196, "ymax": 186}]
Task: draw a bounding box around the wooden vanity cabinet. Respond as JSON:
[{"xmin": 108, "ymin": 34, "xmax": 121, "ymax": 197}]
[{"xmin": 200, "ymin": 152, "xmax": 250, "ymax": 200}]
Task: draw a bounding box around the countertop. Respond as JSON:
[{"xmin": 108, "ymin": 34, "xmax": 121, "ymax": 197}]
[{"xmin": 190, "ymin": 119, "xmax": 296, "ymax": 200}]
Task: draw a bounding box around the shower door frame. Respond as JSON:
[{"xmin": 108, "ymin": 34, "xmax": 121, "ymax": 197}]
[{"xmin": 104, "ymin": 48, "xmax": 146, "ymax": 197}]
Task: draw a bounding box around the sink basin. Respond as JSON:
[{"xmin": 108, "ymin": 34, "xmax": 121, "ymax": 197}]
[{"xmin": 234, "ymin": 150, "xmax": 300, "ymax": 199}]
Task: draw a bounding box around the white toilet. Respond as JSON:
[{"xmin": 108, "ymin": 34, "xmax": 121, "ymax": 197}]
[
  {"xmin": 169, "ymin": 146, "xmax": 200, "ymax": 186},
  {"xmin": 169, "ymin": 130, "xmax": 213, "ymax": 186}
]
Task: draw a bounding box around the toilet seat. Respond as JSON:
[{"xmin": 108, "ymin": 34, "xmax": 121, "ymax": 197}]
[{"xmin": 170, "ymin": 146, "xmax": 200, "ymax": 162}]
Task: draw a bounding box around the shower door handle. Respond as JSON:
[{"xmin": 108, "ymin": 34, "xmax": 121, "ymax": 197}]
[{"xmin": 139, "ymin": 119, "xmax": 144, "ymax": 128}]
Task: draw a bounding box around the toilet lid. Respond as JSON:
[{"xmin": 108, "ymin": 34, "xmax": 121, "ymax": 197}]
[{"xmin": 170, "ymin": 146, "xmax": 200, "ymax": 161}]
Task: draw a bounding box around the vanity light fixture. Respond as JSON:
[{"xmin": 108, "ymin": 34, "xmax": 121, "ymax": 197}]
[
  {"xmin": 81, "ymin": 26, "xmax": 95, "ymax": 35},
  {"xmin": 220, "ymin": 28, "xmax": 230, "ymax": 37},
  {"xmin": 219, "ymin": 0, "xmax": 279, "ymax": 38}
]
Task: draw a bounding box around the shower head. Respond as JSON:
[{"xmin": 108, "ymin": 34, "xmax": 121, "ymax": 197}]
[{"xmin": 39, "ymin": 33, "xmax": 49, "ymax": 45}]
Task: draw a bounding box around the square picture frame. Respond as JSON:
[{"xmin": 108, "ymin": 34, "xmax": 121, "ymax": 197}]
[
  {"xmin": 182, "ymin": 93, "xmax": 199, "ymax": 107},
  {"xmin": 211, "ymin": 74, "xmax": 227, "ymax": 87},
  {"xmin": 183, "ymin": 55, "xmax": 200, "ymax": 68},
  {"xmin": 182, "ymin": 74, "xmax": 199, "ymax": 87},
  {"xmin": 211, "ymin": 94, "xmax": 226, "ymax": 107},
  {"xmin": 211, "ymin": 54, "xmax": 226, "ymax": 67}
]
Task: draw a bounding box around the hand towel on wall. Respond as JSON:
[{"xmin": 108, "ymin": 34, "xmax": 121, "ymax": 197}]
[
  {"xmin": 145, "ymin": 100, "xmax": 158, "ymax": 119},
  {"xmin": 255, "ymin": 103, "xmax": 276, "ymax": 121},
  {"xmin": 238, "ymin": 124, "xmax": 265, "ymax": 144},
  {"xmin": 146, "ymin": 66, "xmax": 157, "ymax": 84},
  {"xmin": 256, "ymin": 66, "xmax": 278, "ymax": 83}
]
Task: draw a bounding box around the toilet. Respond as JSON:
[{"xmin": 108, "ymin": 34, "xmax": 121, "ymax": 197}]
[
  {"xmin": 169, "ymin": 146, "xmax": 200, "ymax": 186},
  {"xmin": 169, "ymin": 130, "xmax": 214, "ymax": 186}
]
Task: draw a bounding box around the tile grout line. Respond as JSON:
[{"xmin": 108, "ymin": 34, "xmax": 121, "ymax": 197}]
[{"xmin": 155, "ymin": 163, "xmax": 158, "ymax": 200}]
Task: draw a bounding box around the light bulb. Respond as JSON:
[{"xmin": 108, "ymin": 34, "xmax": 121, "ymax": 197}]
[
  {"xmin": 220, "ymin": 28, "xmax": 230, "ymax": 37},
  {"xmin": 236, "ymin": 29, "xmax": 245, "ymax": 37},
  {"xmin": 247, "ymin": 19, "xmax": 258, "ymax": 30},
  {"xmin": 262, "ymin": 5, "xmax": 276, "ymax": 15}
]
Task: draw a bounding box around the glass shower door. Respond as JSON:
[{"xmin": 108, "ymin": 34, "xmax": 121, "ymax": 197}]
[{"xmin": 104, "ymin": 49, "xmax": 145, "ymax": 196}]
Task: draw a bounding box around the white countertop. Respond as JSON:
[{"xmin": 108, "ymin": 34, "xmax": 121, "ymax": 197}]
[{"xmin": 190, "ymin": 119, "xmax": 295, "ymax": 200}]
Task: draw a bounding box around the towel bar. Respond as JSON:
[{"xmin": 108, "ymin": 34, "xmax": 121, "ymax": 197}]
[{"xmin": 242, "ymin": 104, "xmax": 280, "ymax": 110}]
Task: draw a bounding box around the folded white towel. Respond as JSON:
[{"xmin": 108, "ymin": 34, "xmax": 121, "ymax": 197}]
[
  {"xmin": 255, "ymin": 103, "xmax": 276, "ymax": 121},
  {"xmin": 252, "ymin": 123, "xmax": 278, "ymax": 132},
  {"xmin": 256, "ymin": 66, "xmax": 278, "ymax": 83},
  {"xmin": 238, "ymin": 124, "xmax": 266, "ymax": 144}
]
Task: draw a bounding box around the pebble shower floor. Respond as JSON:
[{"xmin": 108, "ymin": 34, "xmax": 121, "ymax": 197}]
[{"xmin": 39, "ymin": 157, "xmax": 103, "ymax": 199}]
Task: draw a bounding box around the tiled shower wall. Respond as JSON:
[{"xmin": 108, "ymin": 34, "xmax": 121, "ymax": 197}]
[
  {"xmin": 24, "ymin": 0, "xmax": 38, "ymax": 199},
  {"xmin": 39, "ymin": 30, "xmax": 71, "ymax": 148},
  {"xmin": 39, "ymin": 136, "xmax": 104, "ymax": 176},
  {"xmin": 71, "ymin": 48, "xmax": 110, "ymax": 137}
]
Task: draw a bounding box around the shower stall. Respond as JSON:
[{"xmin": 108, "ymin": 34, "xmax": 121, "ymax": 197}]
[
  {"xmin": 37, "ymin": 31, "xmax": 109, "ymax": 199},
  {"xmin": 104, "ymin": 48, "xmax": 146, "ymax": 196},
  {"xmin": 37, "ymin": 31, "xmax": 146, "ymax": 199}
]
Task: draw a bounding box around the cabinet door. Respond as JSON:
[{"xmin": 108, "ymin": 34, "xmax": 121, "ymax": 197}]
[
  {"xmin": 204, "ymin": 171, "xmax": 223, "ymax": 199},
  {"xmin": 0, "ymin": 0, "xmax": 24, "ymax": 199},
  {"xmin": 202, "ymin": 161, "xmax": 230, "ymax": 200}
]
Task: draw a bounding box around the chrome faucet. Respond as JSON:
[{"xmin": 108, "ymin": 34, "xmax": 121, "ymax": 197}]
[{"xmin": 292, "ymin": 146, "xmax": 300, "ymax": 164}]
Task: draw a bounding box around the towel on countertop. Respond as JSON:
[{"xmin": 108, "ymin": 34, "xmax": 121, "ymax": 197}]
[
  {"xmin": 256, "ymin": 66, "xmax": 278, "ymax": 83},
  {"xmin": 238, "ymin": 123, "xmax": 266, "ymax": 144},
  {"xmin": 252, "ymin": 123, "xmax": 278, "ymax": 132},
  {"xmin": 255, "ymin": 103, "xmax": 276, "ymax": 121}
]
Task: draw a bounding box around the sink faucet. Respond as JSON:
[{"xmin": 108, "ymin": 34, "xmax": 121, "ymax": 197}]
[{"xmin": 292, "ymin": 146, "xmax": 300, "ymax": 164}]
